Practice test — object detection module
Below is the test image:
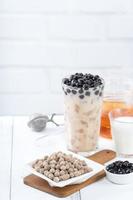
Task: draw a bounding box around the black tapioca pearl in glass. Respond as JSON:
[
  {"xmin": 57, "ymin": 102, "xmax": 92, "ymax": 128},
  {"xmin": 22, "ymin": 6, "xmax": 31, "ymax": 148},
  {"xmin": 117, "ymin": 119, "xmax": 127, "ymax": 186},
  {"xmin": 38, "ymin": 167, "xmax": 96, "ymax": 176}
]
[
  {"xmin": 72, "ymin": 90, "xmax": 77, "ymax": 95},
  {"xmin": 79, "ymin": 95, "xmax": 84, "ymax": 99},
  {"xmin": 99, "ymin": 92, "xmax": 103, "ymax": 97},
  {"xmin": 65, "ymin": 91, "xmax": 67, "ymax": 95},
  {"xmin": 84, "ymin": 84, "xmax": 89, "ymax": 90},
  {"xmin": 93, "ymin": 87, "xmax": 97, "ymax": 91},
  {"xmin": 78, "ymin": 88, "xmax": 84, "ymax": 94},
  {"xmin": 66, "ymin": 88, "xmax": 71, "ymax": 93},
  {"xmin": 85, "ymin": 91, "xmax": 90, "ymax": 96},
  {"xmin": 101, "ymin": 85, "xmax": 104, "ymax": 90},
  {"xmin": 95, "ymin": 90, "xmax": 99, "ymax": 95}
]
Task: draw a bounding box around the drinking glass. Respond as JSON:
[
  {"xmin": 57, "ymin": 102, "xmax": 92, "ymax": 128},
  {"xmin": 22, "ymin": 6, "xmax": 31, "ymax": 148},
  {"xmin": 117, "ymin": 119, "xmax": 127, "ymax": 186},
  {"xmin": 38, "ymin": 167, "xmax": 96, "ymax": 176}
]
[{"xmin": 109, "ymin": 108, "xmax": 133, "ymax": 158}]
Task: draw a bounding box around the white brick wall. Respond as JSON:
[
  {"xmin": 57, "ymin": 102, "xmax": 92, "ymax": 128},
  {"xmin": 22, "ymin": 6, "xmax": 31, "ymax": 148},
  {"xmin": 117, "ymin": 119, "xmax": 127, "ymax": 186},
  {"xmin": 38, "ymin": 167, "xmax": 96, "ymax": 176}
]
[{"xmin": 0, "ymin": 0, "xmax": 133, "ymax": 115}]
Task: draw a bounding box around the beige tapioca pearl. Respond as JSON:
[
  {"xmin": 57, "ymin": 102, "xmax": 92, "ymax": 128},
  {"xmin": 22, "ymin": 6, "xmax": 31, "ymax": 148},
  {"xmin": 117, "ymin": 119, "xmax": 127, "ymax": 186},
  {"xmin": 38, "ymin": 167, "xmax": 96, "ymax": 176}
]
[
  {"xmin": 70, "ymin": 172, "xmax": 74, "ymax": 178},
  {"xmin": 60, "ymin": 170, "xmax": 65, "ymax": 176},
  {"xmin": 54, "ymin": 170, "xmax": 60, "ymax": 177},
  {"xmin": 37, "ymin": 160, "xmax": 43, "ymax": 167},
  {"xmin": 44, "ymin": 164, "xmax": 50, "ymax": 170},
  {"xmin": 48, "ymin": 173, "xmax": 54, "ymax": 180},
  {"xmin": 61, "ymin": 174, "xmax": 70, "ymax": 180},
  {"xmin": 66, "ymin": 163, "xmax": 70, "ymax": 169},
  {"xmin": 53, "ymin": 177, "xmax": 60, "ymax": 182},
  {"xmin": 49, "ymin": 168, "xmax": 55, "ymax": 173},
  {"xmin": 39, "ymin": 168, "xmax": 44, "ymax": 174},
  {"xmin": 60, "ymin": 165, "xmax": 66, "ymax": 171},
  {"xmin": 60, "ymin": 161, "xmax": 66, "ymax": 166},
  {"xmin": 34, "ymin": 166, "xmax": 40, "ymax": 172}
]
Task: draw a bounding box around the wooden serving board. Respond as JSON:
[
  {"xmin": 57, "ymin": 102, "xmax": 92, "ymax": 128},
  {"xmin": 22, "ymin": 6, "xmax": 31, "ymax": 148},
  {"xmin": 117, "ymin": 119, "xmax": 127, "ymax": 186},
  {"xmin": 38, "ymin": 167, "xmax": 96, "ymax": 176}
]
[{"xmin": 24, "ymin": 150, "xmax": 116, "ymax": 198}]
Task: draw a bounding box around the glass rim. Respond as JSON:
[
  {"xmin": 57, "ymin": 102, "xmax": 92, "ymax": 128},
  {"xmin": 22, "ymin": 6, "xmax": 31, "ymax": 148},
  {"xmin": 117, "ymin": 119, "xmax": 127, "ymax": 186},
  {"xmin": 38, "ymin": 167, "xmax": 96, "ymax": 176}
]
[{"xmin": 109, "ymin": 108, "xmax": 133, "ymax": 124}]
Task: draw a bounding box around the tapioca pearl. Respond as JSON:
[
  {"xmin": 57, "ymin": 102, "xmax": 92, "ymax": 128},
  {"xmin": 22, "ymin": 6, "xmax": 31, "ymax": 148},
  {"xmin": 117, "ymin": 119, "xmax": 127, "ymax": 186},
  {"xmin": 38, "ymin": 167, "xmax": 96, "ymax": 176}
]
[
  {"xmin": 99, "ymin": 91, "xmax": 103, "ymax": 96},
  {"xmin": 66, "ymin": 88, "xmax": 71, "ymax": 93},
  {"xmin": 101, "ymin": 85, "xmax": 104, "ymax": 90},
  {"xmin": 85, "ymin": 91, "xmax": 90, "ymax": 96},
  {"xmin": 64, "ymin": 91, "xmax": 67, "ymax": 95},
  {"xmin": 79, "ymin": 95, "xmax": 84, "ymax": 99},
  {"xmin": 78, "ymin": 88, "xmax": 84, "ymax": 94},
  {"xmin": 83, "ymin": 84, "xmax": 89, "ymax": 90},
  {"xmin": 94, "ymin": 90, "xmax": 99, "ymax": 95},
  {"xmin": 72, "ymin": 90, "xmax": 77, "ymax": 94},
  {"xmin": 93, "ymin": 87, "xmax": 97, "ymax": 91}
]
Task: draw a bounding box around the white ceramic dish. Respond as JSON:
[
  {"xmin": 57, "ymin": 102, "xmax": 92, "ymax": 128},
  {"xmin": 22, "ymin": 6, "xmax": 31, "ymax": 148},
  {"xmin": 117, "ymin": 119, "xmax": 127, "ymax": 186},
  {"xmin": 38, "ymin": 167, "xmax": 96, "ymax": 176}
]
[
  {"xmin": 27, "ymin": 151, "xmax": 104, "ymax": 187},
  {"xmin": 105, "ymin": 158, "xmax": 133, "ymax": 185}
]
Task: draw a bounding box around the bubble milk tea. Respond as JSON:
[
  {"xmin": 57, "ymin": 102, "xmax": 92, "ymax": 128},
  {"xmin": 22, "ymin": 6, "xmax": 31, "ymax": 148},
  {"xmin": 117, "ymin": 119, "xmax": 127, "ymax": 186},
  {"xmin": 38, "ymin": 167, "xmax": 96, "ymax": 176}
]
[{"xmin": 62, "ymin": 73, "xmax": 104, "ymax": 155}]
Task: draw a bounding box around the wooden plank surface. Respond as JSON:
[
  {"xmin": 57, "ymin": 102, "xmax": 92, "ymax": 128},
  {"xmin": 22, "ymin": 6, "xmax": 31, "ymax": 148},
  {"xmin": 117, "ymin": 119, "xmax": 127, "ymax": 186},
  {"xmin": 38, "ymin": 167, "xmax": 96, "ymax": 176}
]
[{"xmin": 0, "ymin": 117, "xmax": 12, "ymax": 200}]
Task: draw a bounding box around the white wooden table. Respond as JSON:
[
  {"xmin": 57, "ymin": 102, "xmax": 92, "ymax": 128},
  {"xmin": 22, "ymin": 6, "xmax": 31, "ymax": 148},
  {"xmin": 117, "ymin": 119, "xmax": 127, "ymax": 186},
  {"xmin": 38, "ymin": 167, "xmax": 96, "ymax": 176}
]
[{"xmin": 0, "ymin": 116, "xmax": 133, "ymax": 200}]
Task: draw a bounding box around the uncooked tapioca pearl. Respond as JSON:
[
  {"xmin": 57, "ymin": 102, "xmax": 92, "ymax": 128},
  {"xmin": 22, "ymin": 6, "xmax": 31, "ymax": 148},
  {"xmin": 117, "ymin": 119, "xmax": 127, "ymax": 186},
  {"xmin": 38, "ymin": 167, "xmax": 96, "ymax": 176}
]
[
  {"xmin": 44, "ymin": 164, "xmax": 50, "ymax": 170},
  {"xmin": 34, "ymin": 166, "xmax": 40, "ymax": 172},
  {"xmin": 50, "ymin": 160, "xmax": 56, "ymax": 165},
  {"xmin": 54, "ymin": 170, "xmax": 60, "ymax": 177},
  {"xmin": 39, "ymin": 168, "xmax": 44, "ymax": 174},
  {"xmin": 37, "ymin": 160, "xmax": 43, "ymax": 167},
  {"xmin": 60, "ymin": 161, "xmax": 66, "ymax": 166},
  {"xmin": 70, "ymin": 172, "xmax": 74, "ymax": 178},
  {"xmin": 74, "ymin": 171, "xmax": 80, "ymax": 177},
  {"xmin": 53, "ymin": 177, "xmax": 60, "ymax": 182},
  {"xmin": 61, "ymin": 174, "xmax": 70, "ymax": 180},
  {"xmin": 84, "ymin": 166, "xmax": 92, "ymax": 173},
  {"xmin": 81, "ymin": 160, "xmax": 87, "ymax": 166},
  {"xmin": 57, "ymin": 152, "xmax": 63, "ymax": 157},
  {"xmin": 60, "ymin": 170, "xmax": 65, "ymax": 176},
  {"xmin": 55, "ymin": 164, "xmax": 60, "ymax": 169},
  {"xmin": 50, "ymin": 164, "xmax": 56, "ymax": 169},
  {"xmin": 74, "ymin": 168, "xmax": 78, "ymax": 172},
  {"xmin": 48, "ymin": 173, "xmax": 54, "ymax": 180},
  {"xmin": 43, "ymin": 161, "xmax": 48, "ymax": 166},
  {"xmin": 66, "ymin": 163, "xmax": 70, "ymax": 169},
  {"xmin": 77, "ymin": 164, "xmax": 82, "ymax": 170},
  {"xmin": 79, "ymin": 169, "xmax": 85, "ymax": 175},
  {"xmin": 68, "ymin": 167, "xmax": 74, "ymax": 173},
  {"xmin": 43, "ymin": 170, "xmax": 49, "ymax": 176},
  {"xmin": 60, "ymin": 165, "xmax": 66, "ymax": 170},
  {"xmin": 59, "ymin": 157, "xmax": 64, "ymax": 162},
  {"xmin": 49, "ymin": 168, "xmax": 55, "ymax": 173}
]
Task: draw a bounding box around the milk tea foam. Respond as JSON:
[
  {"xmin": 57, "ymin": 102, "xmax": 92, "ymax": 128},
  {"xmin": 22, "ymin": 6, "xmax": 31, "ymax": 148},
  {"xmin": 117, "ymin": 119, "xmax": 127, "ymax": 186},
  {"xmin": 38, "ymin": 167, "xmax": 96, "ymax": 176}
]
[{"xmin": 62, "ymin": 73, "xmax": 104, "ymax": 154}]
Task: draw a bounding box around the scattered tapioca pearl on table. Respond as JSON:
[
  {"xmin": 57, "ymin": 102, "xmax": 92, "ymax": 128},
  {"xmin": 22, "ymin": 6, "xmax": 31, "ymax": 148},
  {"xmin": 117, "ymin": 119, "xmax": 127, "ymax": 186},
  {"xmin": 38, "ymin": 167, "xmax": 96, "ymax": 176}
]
[{"xmin": 62, "ymin": 73, "xmax": 104, "ymax": 97}]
